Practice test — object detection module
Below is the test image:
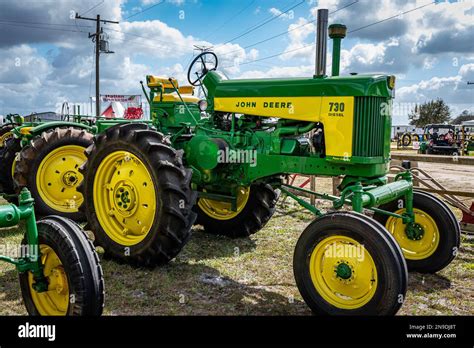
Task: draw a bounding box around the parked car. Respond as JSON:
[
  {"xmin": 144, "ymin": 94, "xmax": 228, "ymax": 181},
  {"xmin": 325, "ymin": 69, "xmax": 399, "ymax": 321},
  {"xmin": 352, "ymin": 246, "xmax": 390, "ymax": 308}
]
[{"xmin": 419, "ymin": 124, "xmax": 465, "ymax": 155}]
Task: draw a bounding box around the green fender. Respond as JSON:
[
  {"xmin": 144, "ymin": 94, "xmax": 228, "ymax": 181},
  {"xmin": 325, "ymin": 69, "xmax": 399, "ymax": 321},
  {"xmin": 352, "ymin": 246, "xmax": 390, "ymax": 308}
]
[{"xmin": 24, "ymin": 121, "xmax": 94, "ymax": 138}]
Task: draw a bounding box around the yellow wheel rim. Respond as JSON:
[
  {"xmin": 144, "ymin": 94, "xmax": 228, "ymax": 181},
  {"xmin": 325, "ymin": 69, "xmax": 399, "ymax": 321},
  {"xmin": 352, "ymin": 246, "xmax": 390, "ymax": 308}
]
[
  {"xmin": 36, "ymin": 145, "xmax": 86, "ymax": 213},
  {"xmin": 309, "ymin": 235, "xmax": 378, "ymax": 309},
  {"xmin": 198, "ymin": 187, "xmax": 250, "ymax": 220},
  {"xmin": 385, "ymin": 208, "xmax": 440, "ymax": 260},
  {"xmin": 0, "ymin": 131, "xmax": 13, "ymax": 147},
  {"xmin": 12, "ymin": 152, "xmax": 19, "ymax": 179},
  {"xmin": 28, "ymin": 244, "xmax": 69, "ymax": 316},
  {"xmin": 94, "ymin": 151, "xmax": 157, "ymax": 246}
]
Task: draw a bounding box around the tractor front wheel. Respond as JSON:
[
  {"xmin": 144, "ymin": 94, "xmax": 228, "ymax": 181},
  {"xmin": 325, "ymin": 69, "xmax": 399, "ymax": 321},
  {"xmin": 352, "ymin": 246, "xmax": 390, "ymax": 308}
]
[
  {"xmin": 195, "ymin": 183, "xmax": 278, "ymax": 238},
  {"xmin": 294, "ymin": 212, "xmax": 407, "ymax": 315},
  {"xmin": 373, "ymin": 190, "xmax": 460, "ymax": 273},
  {"xmin": 19, "ymin": 217, "xmax": 104, "ymax": 316},
  {"xmin": 14, "ymin": 127, "xmax": 93, "ymax": 220},
  {"xmin": 79, "ymin": 123, "xmax": 197, "ymax": 266}
]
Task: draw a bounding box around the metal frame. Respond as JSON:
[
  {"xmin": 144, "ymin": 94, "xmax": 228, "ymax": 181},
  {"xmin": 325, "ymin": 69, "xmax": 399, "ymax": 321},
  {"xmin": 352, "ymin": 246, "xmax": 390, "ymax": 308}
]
[{"xmin": 0, "ymin": 189, "xmax": 48, "ymax": 292}]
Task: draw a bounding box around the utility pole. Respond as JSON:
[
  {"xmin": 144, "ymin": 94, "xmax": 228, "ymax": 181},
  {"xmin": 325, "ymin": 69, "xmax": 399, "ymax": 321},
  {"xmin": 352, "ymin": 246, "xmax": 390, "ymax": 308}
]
[{"xmin": 76, "ymin": 13, "xmax": 119, "ymax": 117}]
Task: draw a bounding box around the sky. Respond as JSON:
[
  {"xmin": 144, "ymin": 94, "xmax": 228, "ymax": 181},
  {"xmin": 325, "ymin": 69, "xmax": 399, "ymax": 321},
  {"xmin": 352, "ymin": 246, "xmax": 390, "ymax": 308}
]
[{"xmin": 0, "ymin": 0, "xmax": 473, "ymax": 124}]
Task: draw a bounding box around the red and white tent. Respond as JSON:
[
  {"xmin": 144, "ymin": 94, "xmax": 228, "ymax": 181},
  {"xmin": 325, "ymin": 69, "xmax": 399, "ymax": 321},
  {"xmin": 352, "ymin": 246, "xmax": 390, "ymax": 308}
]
[{"xmin": 101, "ymin": 101, "xmax": 125, "ymax": 118}]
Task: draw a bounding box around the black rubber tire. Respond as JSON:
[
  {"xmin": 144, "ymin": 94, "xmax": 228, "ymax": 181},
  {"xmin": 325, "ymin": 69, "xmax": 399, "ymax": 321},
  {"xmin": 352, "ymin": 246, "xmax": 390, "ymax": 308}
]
[
  {"xmin": 194, "ymin": 183, "xmax": 278, "ymax": 238},
  {"xmin": 294, "ymin": 212, "xmax": 407, "ymax": 316},
  {"xmin": 0, "ymin": 124, "xmax": 14, "ymax": 148},
  {"xmin": 0, "ymin": 137, "xmax": 21, "ymax": 195},
  {"xmin": 19, "ymin": 217, "xmax": 104, "ymax": 316},
  {"xmin": 14, "ymin": 127, "xmax": 93, "ymax": 220},
  {"xmin": 78, "ymin": 123, "xmax": 197, "ymax": 266},
  {"xmin": 373, "ymin": 190, "xmax": 461, "ymax": 273}
]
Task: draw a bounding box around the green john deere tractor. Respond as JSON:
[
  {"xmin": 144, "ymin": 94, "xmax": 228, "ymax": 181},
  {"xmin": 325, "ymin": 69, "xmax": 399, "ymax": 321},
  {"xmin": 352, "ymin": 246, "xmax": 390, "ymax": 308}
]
[
  {"xmin": 0, "ymin": 112, "xmax": 95, "ymax": 220},
  {"xmin": 23, "ymin": 9, "xmax": 460, "ymax": 315}
]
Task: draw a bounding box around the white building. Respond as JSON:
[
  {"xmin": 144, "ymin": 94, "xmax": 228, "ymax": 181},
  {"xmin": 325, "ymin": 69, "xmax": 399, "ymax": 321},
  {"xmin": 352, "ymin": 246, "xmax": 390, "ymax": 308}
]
[{"xmin": 462, "ymin": 120, "xmax": 474, "ymax": 126}]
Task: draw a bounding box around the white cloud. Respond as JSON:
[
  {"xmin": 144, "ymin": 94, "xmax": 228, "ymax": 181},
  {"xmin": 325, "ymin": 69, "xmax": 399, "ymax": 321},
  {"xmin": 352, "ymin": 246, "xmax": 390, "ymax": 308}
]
[
  {"xmin": 142, "ymin": 0, "xmax": 187, "ymax": 5},
  {"xmin": 0, "ymin": 1, "xmax": 260, "ymax": 114},
  {"xmin": 459, "ymin": 63, "xmax": 474, "ymax": 80},
  {"xmin": 215, "ymin": 43, "xmax": 259, "ymax": 75},
  {"xmin": 269, "ymin": 7, "xmax": 295, "ymax": 21},
  {"xmin": 397, "ymin": 64, "xmax": 474, "ymax": 114},
  {"xmin": 237, "ymin": 65, "xmax": 313, "ymax": 79},
  {"xmin": 325, "ymin": 0, "xmax": 474, "ymax": 76},
  {"xmin": 422, "ymin": 57, "xmax": 437, "ymax": 70},
  {"xmin": 279, "ymin": 17, "xmax": 316, "ymax": 61}
]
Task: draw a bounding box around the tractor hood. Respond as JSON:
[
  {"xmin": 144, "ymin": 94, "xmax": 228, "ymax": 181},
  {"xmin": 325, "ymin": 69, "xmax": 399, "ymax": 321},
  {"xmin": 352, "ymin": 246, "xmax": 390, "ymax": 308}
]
[{"xmin": 203, "ymin": 71, "xmax": 394, "ymax": 100}]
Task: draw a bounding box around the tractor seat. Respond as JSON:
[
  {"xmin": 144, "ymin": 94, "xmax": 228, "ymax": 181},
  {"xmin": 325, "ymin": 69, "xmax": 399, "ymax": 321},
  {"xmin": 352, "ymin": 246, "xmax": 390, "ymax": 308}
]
[
  {"xmin": 147, "ymin": 75, "xmax": 178, "ymax": 89},
  {"xmin": 148, "ymin": 75, "xmax": 198, "ymax": 103},
  {"xmin": 153, "ymin": 93, "xmax": 199, "ymax": 103}
]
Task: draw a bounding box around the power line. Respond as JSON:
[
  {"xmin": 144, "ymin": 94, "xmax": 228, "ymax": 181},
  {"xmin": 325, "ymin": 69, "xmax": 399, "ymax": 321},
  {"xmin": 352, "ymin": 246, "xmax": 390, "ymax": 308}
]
[
  {"xmin": 203, "ymin": 0, "xmax": 257, "ymax": 41},
  {"xmin": 348, "ymin": 0, "xmax": 436, "ymax": 33},
  {"xmin": 223, "ymin": 1, "xmax": 435, "ymax": 69},
  {"xmin": 0, "ymin": 21, "xmax": 87, "ymax": 33},
  {"xmin": 330, "ymin": 0, "xmax": 359, "ymax": 14},
  {"xmin": 125, "ymin": 0, "xmax": 165, "ymax": 20},
  {"xmin": 80, "ymin": 0, "xmax": 105, "ymax": 17},
  {"xmin": 218, "ymin": 0, "xmax": 307, "ymax": 47},
  {"xmin": 219, "ymin": 20, "xmax": 315, "ymax": 57},
  {"xmin": 187, "ymin": 0, "xmax": 259, "ymax": 77},
  {"xmin": 109, "ymin": 34, "xmax": 192, "ymax": 55},
  {"xmin": 218, "ymin": 1, "xmax": 358, "ymax": 58},
  {"xmin": 88, "ymin": 45, "xmax": 95, "ymax": 98},
  {"xmin": 223, "ymin": 43, "xmax": 314, "ymax": 68},
  {"xmin": 0, "ymin": 17, "xmax": 194, "ymax": 52},
  {"xmin": 106, "ymin": 27, "xmax": 193, "ymax": 50},
  {"xmin": 0, "ymin": 19, "xmax": 90, "ymax": 28}
]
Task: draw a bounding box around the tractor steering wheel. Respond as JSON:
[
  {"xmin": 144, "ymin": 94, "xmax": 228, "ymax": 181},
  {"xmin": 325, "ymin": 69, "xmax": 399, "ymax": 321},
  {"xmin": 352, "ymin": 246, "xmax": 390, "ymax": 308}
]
[{"xmin": 187, "ymin": 51, "xmax": 218, "ymax": 86}]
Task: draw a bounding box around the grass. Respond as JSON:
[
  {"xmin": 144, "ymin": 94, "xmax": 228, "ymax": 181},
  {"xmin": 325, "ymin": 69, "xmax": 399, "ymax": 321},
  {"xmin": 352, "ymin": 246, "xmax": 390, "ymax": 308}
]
[{"xmin": 1, "ymin": 187, "xmax": 473, "ymax": 316}]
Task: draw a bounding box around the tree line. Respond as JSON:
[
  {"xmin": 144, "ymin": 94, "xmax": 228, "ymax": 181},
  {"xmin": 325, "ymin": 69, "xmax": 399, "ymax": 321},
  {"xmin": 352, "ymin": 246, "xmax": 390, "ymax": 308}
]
[{"xmin": 408, "ymin": 98, "xmax": 474, "ymax": 127}]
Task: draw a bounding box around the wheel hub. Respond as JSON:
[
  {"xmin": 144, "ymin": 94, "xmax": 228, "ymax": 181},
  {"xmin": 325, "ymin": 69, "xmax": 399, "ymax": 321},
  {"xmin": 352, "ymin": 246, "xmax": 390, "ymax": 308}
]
[
  {"xmin": 62, "ymin": 170, "xmax": 79, "ymax": 187},
  {"xmin": 335, "ymin": 261, "xmax": 353, "ymax": 280},
  {"xmin": 51, "ymin": 267, "xmax": 68, "ymax": 295},
  {"xmin": 405, "ymin": 222, "xmax": 425, "ymax": 241},
  {"xmin": 36, "ymin": 145, "xmax": 86, "ymax": 213},
  {"xmin": 113, "ymin": 183, "xmax": 137, "ymax": 214}
]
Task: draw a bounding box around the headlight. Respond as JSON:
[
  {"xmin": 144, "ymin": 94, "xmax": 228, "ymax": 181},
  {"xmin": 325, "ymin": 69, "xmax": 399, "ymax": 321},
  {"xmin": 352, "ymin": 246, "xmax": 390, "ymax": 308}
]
[
  {"xmin": 387, "ymin": 75, "xmax": 396, "ymax": 89},
  {"xmin": 198, "ymin": 99, "xmax": 208, "ymax": 112}
]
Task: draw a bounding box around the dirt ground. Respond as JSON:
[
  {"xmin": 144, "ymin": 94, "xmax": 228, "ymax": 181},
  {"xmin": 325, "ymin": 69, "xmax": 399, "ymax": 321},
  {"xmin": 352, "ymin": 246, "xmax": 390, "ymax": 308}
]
[{"xmin": 0, "ymin": 158, "xmax": 472, "ymax": 316}]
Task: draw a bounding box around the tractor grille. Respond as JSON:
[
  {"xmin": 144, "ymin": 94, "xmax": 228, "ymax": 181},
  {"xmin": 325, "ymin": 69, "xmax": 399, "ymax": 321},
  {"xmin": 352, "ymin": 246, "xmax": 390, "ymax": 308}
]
[{"xmin": 352, "ymin": 96, "xmax": 387, "ymax": 157}]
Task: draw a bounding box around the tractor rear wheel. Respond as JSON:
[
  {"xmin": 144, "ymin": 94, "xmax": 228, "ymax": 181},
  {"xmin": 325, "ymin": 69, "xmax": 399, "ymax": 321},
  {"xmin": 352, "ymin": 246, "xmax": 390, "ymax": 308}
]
[
  {"xmin": 0, "ymin": 137, "xmax": 21, "ymax": 195},
  {"xmin": 79, "ymin": 123, "xmax": 197, "ymax": 266},
  {"xmin": 14, "ymin": 127, "xmax": 93, "ymax": 220},
  {"xmin": 0, "ymin": 124, "xmax": 14, "ymax": 148},
  {"xmin": 294, "ymin": 212, "xmax": 407, "ymax": 315},
  {"xmin": 373, "ymin": 190, "xmax": 460, "ymax": 273},
  {"xmin": 19, "ymin": 217, "xmax": 104, "ymax": 316},
  {"xmin": 401, "ymin": 133, "xmax": 411, "ymax": 147},
  {"xmin": 195, "ymin": 183, "xmax": 278, "ymax": 238}
]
